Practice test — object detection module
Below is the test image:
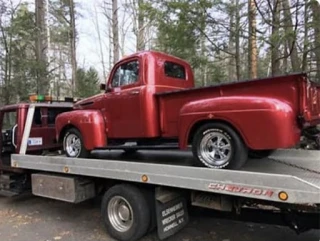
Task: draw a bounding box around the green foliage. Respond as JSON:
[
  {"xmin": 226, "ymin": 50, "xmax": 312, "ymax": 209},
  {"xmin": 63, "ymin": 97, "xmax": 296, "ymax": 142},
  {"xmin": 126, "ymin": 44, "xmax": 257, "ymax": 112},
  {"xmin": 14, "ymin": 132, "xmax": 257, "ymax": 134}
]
[
  {"xmin": 150, "ymin": 0, "xmax": 212, "ymax": 70},
  {"xmin": 0, "ymin": 2, "xmax": 41, "ymax": 104},
  {"xmin": 75, "ymin": 67, "xmax": 100, "ymax": 98}
]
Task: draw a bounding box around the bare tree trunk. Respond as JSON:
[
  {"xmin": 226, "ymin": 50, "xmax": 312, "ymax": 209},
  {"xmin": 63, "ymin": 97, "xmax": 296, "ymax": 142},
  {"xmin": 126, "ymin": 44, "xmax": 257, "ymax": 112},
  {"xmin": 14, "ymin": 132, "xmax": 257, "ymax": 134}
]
[
  {"xmin": 310, "ymin": 0, "xmax": 320, "ymax": 80},
  {"xmin": 200, "ymin": 35, "xmax": 207, "ymax": 85},
  {"xmin": 283, "ymin": 42, "xmax": 288, "ymax": 72},
  {"xmin": 112, "ymin": 0, "xmax": 119, "ymax": 64},
  {"xmin": 57, "ymin": 44, "xmax": 62, "ymax": 99},
  {"xmin": 228, "ymin": 5, "xmax": 236, "ymax": 81},
  {"xmin": 248, "ymin": 0, "xmax": 257, "ymax": 78},
  {"xmin": 235, "ymin": 0, "xmax": 241, "ymax": 80},
  {"xmin": 93, "ymin": 3, "xmax": 107, "ymax": 81},
  {"xmin": 302, "ymin": 2, "xmax": 309, "ymax": 72},
  {"xmin": 282, "ymin": 0, "xmax": 300, "ymax": 72},
  {"xmin": 108, "ymin": 23, "xmax": 113, "ymax": 72},
  {"xmin": 35, "ymin": 0, "xmax": 48, "ymax": 95},
  {"xmin": 271, "ymin": 0, "xmax": 281, "ymax": 75},
  {"xmin": 136, "ymin": 0, "xmax": 145, "ymax": 51},
  {"xmin": 69, "ymin": 0, "xmax": 77, "ymax": 96},
  {"xmin": 0, "ymin": 24, "xmax": 12, "ymax": 104}
]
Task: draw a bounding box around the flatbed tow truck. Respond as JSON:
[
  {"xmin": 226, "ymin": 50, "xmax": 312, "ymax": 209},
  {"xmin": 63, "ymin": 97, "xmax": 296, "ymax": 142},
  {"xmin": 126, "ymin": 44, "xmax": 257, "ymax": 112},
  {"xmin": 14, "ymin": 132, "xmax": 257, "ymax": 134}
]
[{"xmin": 1, "ymin": 103, "xmax": 320, "ymax": 241}]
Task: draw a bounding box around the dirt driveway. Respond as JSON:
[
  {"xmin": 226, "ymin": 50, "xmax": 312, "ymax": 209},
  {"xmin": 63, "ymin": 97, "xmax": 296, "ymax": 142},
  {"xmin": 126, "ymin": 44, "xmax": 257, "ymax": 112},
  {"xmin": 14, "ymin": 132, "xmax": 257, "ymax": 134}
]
[{"xmin": 0, "ymin": 194, "xmax": 318, "ymax": 241}]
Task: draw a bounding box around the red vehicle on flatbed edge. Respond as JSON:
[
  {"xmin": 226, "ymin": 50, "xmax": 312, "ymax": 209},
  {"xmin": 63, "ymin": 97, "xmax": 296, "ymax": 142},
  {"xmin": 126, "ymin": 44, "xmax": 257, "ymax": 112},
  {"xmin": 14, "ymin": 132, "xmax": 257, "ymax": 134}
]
[
  {"xmin": 55, "ymin": 50, "xmax": 320, "ymax": 170},
  {"xmin": 0, "ymin": 79, "xmax": 319, "ymax": 241},
  {"xmin": 0, "ymin": 98, "xmax": 73, "ymax": 172}
]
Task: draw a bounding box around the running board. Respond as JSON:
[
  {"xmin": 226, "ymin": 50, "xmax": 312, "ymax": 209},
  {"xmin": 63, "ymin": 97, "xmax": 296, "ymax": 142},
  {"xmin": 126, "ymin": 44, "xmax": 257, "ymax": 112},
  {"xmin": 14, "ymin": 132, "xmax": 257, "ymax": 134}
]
[{"xmin": 95, "ymin": 144, "xmax": 180, "ymax": 151}]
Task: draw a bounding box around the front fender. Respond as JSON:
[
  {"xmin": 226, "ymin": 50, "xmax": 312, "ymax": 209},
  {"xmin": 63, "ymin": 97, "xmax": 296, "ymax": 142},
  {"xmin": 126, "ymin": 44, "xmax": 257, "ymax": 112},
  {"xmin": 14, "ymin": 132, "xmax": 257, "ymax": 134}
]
[
  {"xmin": 179, "ymin": 96, "xmax": 301, "ymax": 150},
  {"xmin": 56, "ymin": 110, "xmax": 107, "ymax": 150}
]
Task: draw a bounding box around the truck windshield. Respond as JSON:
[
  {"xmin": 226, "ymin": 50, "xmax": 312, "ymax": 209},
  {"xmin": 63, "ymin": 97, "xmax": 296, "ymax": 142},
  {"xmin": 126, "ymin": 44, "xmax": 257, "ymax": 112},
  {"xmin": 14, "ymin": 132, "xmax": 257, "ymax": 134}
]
[{"xmin": 2, "ymin": 111, "xmax": 17, "ymax": 130}]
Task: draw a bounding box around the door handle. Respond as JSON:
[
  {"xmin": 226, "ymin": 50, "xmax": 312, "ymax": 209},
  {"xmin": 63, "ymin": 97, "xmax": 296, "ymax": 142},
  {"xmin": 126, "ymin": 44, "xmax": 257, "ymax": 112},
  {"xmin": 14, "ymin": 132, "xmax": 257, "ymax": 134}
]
[
  {"xmin": 12, "ymin": 124, "xmax": 18, "ymax": 148},
  {"xmin": 130, "ymin": 90, "xmax": 140, "ymax": 95}
]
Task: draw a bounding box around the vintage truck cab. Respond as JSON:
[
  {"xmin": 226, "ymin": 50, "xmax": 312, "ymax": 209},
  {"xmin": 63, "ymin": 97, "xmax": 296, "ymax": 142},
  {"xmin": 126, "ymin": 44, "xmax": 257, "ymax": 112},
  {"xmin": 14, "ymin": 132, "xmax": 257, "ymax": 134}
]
[
  {"xmin": 0, "ymin": 95, "xmax": 73, "ymax": 172},
  {"xmin": 55, "ymin": 51, "xmax": 320, "ymax": 170}
]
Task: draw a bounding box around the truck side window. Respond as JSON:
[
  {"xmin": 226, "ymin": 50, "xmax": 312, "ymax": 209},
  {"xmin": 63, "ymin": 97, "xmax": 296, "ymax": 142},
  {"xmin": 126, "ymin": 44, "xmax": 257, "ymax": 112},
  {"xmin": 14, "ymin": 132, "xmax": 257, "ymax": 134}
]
[
  {"xmin": 2, "ymin": 111, "xmax": 17, "ymax": 130},
  {"xmin": 48, "ymin": 108, "xmax": 71, "ymax": 125},
  {"xmin": 111, "ymin": 60, "xmax": 139, "ymax": 88},
  {"xmin": 164, "ymin": 61, "xmax": 186, "ymax": 80},
  {"xmin": 33, "ymin": 108, "xmax": 42, "ymax": 125}
]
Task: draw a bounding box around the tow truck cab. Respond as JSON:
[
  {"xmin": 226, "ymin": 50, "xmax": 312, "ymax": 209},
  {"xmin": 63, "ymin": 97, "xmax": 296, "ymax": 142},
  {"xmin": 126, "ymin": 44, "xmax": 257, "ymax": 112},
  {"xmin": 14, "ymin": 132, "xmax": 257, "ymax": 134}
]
[{"xmin": 0, "ymin": 98, "xmax": 73, "ymax": 172}]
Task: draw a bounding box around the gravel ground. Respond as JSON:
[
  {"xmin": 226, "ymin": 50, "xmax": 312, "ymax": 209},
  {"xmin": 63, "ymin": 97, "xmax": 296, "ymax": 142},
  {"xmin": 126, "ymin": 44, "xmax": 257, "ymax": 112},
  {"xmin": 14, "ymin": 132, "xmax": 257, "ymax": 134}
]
[{"xmin": 0, "ymin": 194, "xmax": 319, "ymax": 241}]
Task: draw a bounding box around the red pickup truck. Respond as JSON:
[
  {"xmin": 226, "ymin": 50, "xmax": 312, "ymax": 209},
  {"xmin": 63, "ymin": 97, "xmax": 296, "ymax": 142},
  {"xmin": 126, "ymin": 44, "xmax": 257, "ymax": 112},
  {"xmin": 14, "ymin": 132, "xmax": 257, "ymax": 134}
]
[{"xmin": 55, "ymin": 51, "xmax": 320, "ymax": 169}]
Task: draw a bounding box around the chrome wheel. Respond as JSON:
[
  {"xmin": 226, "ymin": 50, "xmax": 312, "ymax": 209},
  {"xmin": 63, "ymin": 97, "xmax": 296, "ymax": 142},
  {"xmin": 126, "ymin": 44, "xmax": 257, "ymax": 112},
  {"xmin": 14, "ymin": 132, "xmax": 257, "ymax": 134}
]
[
  {"xmin": 65, "ymin": 133, "xmax": 82, "ymax": 157},
  {"xmin": 108, "ymin": 196, "xmax": 133, "ymax": 233},
  {"xmin": 199, "ymin": 131, "xmax": 232, "ymax": 167}
]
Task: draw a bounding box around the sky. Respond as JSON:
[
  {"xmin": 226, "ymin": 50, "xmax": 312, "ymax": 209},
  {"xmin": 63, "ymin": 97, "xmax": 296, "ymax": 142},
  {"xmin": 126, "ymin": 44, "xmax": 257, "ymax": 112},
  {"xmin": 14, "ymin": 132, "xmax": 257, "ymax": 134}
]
[{"xmin": 65, "ymin": 0, "xmax": 138, "ymax": 78}]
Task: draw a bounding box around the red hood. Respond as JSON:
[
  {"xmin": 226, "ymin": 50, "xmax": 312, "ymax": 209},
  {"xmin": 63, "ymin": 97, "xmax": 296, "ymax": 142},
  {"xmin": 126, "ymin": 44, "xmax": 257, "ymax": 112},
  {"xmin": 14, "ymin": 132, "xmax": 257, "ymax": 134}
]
[{"xmin": 73, "ymin": 93, "xmax": 104, "ymax": 110}]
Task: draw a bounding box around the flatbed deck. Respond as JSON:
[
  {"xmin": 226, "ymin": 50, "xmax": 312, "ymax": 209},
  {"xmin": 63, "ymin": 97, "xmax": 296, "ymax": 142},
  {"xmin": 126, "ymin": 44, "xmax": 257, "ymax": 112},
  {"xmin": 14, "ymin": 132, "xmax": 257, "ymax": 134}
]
[
  {"xmin": 11, "ymin": 148, "xmax": 320, "ymax": 205},
  {"xmin": 2, "ymin": 104, "xmax": 320, "ymax": 241}
]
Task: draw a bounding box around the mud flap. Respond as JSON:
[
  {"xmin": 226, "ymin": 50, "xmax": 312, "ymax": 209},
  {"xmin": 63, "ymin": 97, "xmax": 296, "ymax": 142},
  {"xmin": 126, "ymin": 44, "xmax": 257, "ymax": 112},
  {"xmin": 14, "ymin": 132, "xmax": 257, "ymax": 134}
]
[{"xmin": 155, "ymin": 187, "xmax": 189, "ymax": 240}]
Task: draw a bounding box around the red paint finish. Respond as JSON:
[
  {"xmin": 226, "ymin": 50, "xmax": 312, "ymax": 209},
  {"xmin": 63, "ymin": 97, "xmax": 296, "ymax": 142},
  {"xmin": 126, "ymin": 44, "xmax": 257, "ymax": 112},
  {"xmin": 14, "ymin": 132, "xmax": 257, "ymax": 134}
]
[
  {"xmin": 178, "ymin": 97, "xmax": 300, "ymax": 150},
  {"xmin": 55, "ymin": 50, "xmax": 320, "ymax": 152},
  {"xmin": 0, "ymin": 103, "xmax": 72, "ymax": 171},
  {"xmin": 159, "ymin": 73, "xmax": 314, "ymax": 149},
  {"xmin": 56, "ymin": 51, "xmax": 195, "ymax": 149},
  {"xmin": 55, "ymin": 110, "xmax": 106, "ymax": 150}
]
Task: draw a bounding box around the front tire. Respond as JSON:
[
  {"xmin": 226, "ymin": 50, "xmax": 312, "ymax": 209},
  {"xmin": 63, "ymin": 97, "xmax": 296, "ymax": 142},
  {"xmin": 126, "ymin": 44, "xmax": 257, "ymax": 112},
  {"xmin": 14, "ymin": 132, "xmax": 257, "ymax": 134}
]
[
  {"xmin": 63, "ymin": 128, "xmax": 90, "ymax": 158},
  {"xmin": 101, "ymin": 184, "xmax": 151, "ymax": 241},
  {"xmin": 192, "ymin": 122, "xmax": 248, "ymax": 169}
]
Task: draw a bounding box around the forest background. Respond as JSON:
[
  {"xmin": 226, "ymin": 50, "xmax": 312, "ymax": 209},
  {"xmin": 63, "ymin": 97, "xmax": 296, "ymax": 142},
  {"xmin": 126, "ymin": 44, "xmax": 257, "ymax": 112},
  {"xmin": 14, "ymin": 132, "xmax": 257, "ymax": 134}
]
[{"xmin": 0, "ymin": 0, "xmax": 319, "ymax": 105}]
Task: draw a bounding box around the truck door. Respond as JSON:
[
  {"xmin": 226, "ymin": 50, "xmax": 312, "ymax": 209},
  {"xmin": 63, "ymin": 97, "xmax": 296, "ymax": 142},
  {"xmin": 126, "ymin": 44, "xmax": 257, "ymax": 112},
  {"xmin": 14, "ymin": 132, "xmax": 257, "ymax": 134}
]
[
  {"xmin": 105, "ymin": 59, "xmax": 143, "ymax": 138},
  {"xmin": 25, "ymin": 107, "xmax": 46, "ymax": 152},
  {"xmin": 0, "ymin": 109, "xmax": 18, "ymax": 167}
]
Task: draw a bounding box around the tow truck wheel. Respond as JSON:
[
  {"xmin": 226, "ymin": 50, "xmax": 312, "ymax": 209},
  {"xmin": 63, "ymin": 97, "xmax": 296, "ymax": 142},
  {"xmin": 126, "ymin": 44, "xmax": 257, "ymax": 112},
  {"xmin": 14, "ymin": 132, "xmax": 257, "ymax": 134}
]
[
  {"xmin": 192, "ymin": 122, "xmax": 248, "ymax": 169},
  {"xmin": 63, "ymin": 128, "xmax": 90, "ymax": 158},
  {"xmin": 101, "ymin": 184, "xmax": 151, "ymax": 241}
]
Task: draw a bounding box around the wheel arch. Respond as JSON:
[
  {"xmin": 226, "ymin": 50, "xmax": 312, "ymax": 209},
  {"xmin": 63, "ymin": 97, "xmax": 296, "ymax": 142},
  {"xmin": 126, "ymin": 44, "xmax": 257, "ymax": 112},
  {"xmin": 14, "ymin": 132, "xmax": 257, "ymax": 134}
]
[
  {"xmin": 58, "ymin": 124, "xmax": 78, "ymax": 143},
  {"xmin": 189, "ymin": 119, "xmax": 249, "ymax": 169},
  {"xmin": 187, "ymin": 118, "xmax": 247, "ymax": 146}
]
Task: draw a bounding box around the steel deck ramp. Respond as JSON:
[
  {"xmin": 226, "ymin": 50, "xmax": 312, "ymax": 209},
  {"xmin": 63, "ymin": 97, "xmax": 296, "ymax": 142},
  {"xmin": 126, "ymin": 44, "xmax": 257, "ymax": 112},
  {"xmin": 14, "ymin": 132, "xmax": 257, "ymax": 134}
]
[{"xmin": 10, "ymin": 149, "xmax": 320, "ymax": 205}]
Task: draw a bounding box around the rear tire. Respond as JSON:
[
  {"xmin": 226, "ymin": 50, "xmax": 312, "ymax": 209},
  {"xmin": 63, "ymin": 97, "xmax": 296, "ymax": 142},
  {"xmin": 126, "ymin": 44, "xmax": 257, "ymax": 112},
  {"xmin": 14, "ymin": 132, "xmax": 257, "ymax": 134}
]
[
  {"xmin": 63, "ymin": 128, "xmax": 90, "ymax": 158},
  {"xmin": 192, "ymin": 122, "xmax": 248, "ymax": 169},
  {"xmin": 101, "ymin": 184, "xmax": 151, "ymax": 241}
]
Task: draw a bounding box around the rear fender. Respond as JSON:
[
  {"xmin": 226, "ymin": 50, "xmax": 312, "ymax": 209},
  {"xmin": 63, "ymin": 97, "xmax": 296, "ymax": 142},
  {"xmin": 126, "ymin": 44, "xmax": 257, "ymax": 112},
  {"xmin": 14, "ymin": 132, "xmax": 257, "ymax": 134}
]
[
  {"xmin": 178, "ymin": 96, "xmax": 301, "ymax": 150},
  {"xmin": 56, "ymin": 110, "xmax": 107, "ymax": 150}
]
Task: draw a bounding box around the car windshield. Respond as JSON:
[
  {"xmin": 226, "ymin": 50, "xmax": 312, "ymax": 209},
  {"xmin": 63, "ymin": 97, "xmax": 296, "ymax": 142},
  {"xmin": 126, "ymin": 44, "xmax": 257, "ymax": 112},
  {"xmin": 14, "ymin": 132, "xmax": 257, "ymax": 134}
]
[{"xmin": 2, "ymin": 111, "xmax": 17, "ymax": 131}]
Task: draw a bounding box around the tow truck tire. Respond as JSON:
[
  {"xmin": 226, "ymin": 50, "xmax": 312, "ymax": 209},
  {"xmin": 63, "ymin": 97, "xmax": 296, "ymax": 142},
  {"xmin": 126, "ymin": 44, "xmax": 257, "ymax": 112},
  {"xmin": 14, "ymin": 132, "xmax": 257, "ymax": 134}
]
[
  {"xmin": 192, "ymin": 122, "xmax": 248, "ymax": 169},
  {"xmin": 101, "ymin": 184, "xmax": 151, "ymax": 241},
  {"xmin": 63, "ymin": 128, "xmax": 90, "ymax": 158}
]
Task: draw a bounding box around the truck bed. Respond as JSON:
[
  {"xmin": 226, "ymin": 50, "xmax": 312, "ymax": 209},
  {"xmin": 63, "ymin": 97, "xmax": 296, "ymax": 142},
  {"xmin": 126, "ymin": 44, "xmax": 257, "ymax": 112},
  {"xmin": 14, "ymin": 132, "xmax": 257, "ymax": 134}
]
[{"xmin": 10, "ymin": 149, "xmax": 320, "ymax": 205}]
